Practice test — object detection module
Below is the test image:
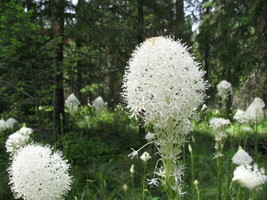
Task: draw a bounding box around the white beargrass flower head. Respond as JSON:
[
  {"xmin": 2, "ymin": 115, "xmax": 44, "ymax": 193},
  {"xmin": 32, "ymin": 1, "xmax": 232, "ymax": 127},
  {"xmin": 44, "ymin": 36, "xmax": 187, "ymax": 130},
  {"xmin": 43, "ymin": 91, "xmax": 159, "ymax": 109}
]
[
  {"xmin": 210, "ymin": 118, "xmax": 230, "ymax": 158},
  {"xmin": 0, "ymin": 119, "xmax": 7, "ymax": 131},
  {"xmin": 65, "ymin": 93, "xmax": 80, "ymax": 113},
  {"xmin": 232, "ymin": 164, "xmax": 267, "ymax": 190},
  {"xmin": 140, "ymin": 151, "xmax": 151, "ymax": 162},
  {"xmin": 92, "ymin": 96, "xmax": 107, "ymax": 111},
  {"xmin": 122, "ymin": 36, "xmax": 207, "ymax": 125},
  {"xmin": 5, "ymin": 132, "xmax": 30, "ymax": 155},
  {"xmin": 18, "ymin": 126, "xmax": 33, "ymax": 136},
  {"xmin": 216, "ymin": 80, "xmax": 232, "ymax": 100},
  {"xmin": 65, "ymin": 93, "xmax": 80, "ymax": 107},
  {"xmin": 6, "ymin": 118, "xmax": 17, "ymax": 129},
  {"xmin": 145, "ymin": 132, "xmax": 155, "ymax": 141},
  {"xmin": 243, "ymin": 98, "xmax": 265, "ymax": 123},
  {"xmin": 232, "ymin": 146, "xmax": 253, "ymax": 165},
  {"xmin": 233, "ymin": 109, "xmax": 246, "ymax": 123},
  {"xmin": 123, "ymin": 36, "xmax": 207, "ymax": 198},
  {"xmin": 8, "ymin": 144, "xmax": 72, "ymax": 200},
  {"xmin": 209, "ymin": 118, "xmax": 231, "ymax": 131}
]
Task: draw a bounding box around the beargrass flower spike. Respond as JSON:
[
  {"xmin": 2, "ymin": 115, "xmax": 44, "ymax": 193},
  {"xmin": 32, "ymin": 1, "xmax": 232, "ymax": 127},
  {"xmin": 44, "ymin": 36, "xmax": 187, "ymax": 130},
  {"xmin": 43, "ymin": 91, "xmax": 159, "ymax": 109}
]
[
  {"xmin": 5, "ymin": 132, "xmax": 30, "ymax": 155},
  {"xmin": 6, "ymin": 118, "xmax": 17, "ymax": 129},
  {"xmin": 232, "ymin": 164, "xmax": 267, "ymax": 190},
  {"xmin": 232, "ymin": 146, "xmax": 253, "ymax": 165},
  {"xmin": 243, "ymin": 97, "xmax": 265, "ymax": 123},
  {"xmin": 8, "ymin": 143, "xmax": 72, "ymax": 200},
  {"xmin": 122, "ymin": 36, "xmax": 208, "ymax": 125},
  {"xmin": 217, "ymin": 80, "xmax": 232, "ymax": 101},
  {"xmin": 122, "ymin": 36, "xmax": 208, "ymax": 199}
]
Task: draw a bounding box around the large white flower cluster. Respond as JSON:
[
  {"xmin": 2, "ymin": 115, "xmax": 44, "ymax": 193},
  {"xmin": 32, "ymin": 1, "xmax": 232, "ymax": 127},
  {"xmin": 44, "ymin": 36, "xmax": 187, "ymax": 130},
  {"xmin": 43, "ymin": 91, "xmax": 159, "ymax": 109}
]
[
  {"xmin": 232, "ymin": 146, "xmax": 253, "ymax": 165},
  {"xmin": 5, "ymin": 126, "xmax": 33, "ymax": 155},
  {"xmin": 232, "ymin": 164, "xmax": 267, "ymax": 190},
  {"xmin": 8, "ymin": 144, "xmax": 72, "ymax": 200},
  {"xmin": 243, "ymin": 97, "xmax": 265, "ymax": 123},
  {"xmin": 123, "ymin": 36, "xmax": 207, "ymax": 197},
  {"xmin": 122, "ymin": 36, "xmax": 207, "ymax": 125},
  {"xmin": 216, "ymin": 80, "xmax": 232, "ymax": 100},
  {"xmin": 233, "ymin": 109, "xmax": 246, "ymax": 123}
]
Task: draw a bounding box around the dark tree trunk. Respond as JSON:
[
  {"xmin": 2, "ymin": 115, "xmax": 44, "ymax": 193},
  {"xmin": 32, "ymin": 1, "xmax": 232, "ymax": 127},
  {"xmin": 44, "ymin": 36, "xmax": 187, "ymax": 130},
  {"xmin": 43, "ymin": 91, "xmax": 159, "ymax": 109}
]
[
  {"xmin": 137, "ymin": 0, "xmax": 144, "ymax": 43},
  {"xmin": 52, "ymin": 0, "xmax": 65, "ymax": 139},
  {"xmin": 75, "ymin": 0, "xmax": 86, "ymax": 105},
  {"xmin": 175, "ymin": 0, "xmax": 185, "ymax": 41}
]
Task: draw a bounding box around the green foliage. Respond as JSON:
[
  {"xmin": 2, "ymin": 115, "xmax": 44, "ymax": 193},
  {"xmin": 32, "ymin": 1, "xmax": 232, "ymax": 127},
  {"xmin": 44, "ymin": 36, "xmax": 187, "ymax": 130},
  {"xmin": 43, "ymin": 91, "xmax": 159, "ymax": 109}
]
[{"xmin": 195, "ymin": 0, "xmax": 267, "ymax": 100}]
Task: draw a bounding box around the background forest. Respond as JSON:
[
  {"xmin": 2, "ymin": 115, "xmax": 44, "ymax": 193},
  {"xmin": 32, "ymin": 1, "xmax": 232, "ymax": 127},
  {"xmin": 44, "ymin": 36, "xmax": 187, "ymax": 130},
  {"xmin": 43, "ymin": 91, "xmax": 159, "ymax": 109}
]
[{"xmin": 0, "ymin": 0, "xmax": 266, "ymax": 200}]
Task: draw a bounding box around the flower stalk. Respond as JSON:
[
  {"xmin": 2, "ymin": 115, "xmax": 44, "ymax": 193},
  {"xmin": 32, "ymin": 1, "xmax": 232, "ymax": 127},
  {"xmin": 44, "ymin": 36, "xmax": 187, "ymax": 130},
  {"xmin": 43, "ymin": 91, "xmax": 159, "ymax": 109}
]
[{"xmin": 122, "ymin": 36, "xmax": 207, "ymax": 199}]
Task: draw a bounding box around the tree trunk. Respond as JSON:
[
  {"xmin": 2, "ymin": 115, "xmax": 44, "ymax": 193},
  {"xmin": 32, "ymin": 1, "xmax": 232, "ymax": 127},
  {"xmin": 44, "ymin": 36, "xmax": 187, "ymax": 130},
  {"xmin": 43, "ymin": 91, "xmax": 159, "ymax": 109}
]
[
  {"xmin": 175, "ymin": 0, "xmax": 185, "ymax": 41},
  {"xmin": 75, "ymin": 0, "xmax": 86, "ymax": 104},
  {"xmin": 52, "ymin": 0, "xmax": 65, "ymax": 139},
  {"xmin": 137, "ymin": 0, "xmax": 144, "ymax": 43}
]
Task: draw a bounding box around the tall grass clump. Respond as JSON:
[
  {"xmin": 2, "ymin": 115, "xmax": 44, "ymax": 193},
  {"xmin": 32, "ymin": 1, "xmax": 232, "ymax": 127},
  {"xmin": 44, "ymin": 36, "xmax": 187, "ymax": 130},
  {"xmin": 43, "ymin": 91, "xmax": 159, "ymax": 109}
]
[{"xmin": 122, "ymin": 36, "xmax": 208, "ymax": 199}]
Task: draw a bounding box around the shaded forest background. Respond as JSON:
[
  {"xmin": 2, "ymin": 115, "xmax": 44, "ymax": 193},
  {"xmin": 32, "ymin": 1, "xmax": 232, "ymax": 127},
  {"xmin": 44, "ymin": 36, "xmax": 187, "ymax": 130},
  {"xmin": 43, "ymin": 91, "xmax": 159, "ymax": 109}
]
[{"xmin": 0, "ymin": 0, "xmax": 266, "ymax": 139}]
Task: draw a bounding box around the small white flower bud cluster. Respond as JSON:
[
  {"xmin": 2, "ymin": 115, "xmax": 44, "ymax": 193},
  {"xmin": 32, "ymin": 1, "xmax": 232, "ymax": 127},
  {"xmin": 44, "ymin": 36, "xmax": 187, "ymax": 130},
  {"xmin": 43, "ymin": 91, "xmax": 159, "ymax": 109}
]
[
  {"xmin": 216, "ymin": 80, "xmax": 232, "ymax": 100},
  {"xmin": 140, "ymin": 151, "xmax": 151, "ymax": 162},
  {"xmin": 209, "ymin": 118, "xmax": 231, "ymax": 131},
  {"xmin": 233, "ymin": 109, "xmax": 246, "ymax": 123}
]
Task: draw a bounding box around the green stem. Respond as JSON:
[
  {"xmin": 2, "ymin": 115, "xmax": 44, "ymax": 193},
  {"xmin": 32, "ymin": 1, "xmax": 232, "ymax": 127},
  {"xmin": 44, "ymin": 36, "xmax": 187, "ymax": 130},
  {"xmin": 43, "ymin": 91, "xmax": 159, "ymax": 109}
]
[
  {"xmin": 190, "ymin": 146, "xmax": 195, "ymax": 195},
  {"xmin": 216, "ymin": 140, "xmax": 222, "ymax": 200},
  {"xmin": 195, "ymin": 183, "xmax": 200, "ymax": 200},
  {"xmin": 142, "ymin": 164, "xmax": 147, "ymax": 200},
  {"xmin": 237, "ymin": 185, "xmax": 241, "ymax": 200},
  {"xmin": 253, "ymin": 122, "xmax": 259, "ymax": 154},
  {"xmin": 131, "ymin": 173, "xmax": 135, "ymax": 197},
  {"xmin": 249, "ymin": 190, "xmax": 257, "ymax": 200},
  {"xmin": 217, "ymin": 156, "xmax": 222, "ymax": 200}
]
